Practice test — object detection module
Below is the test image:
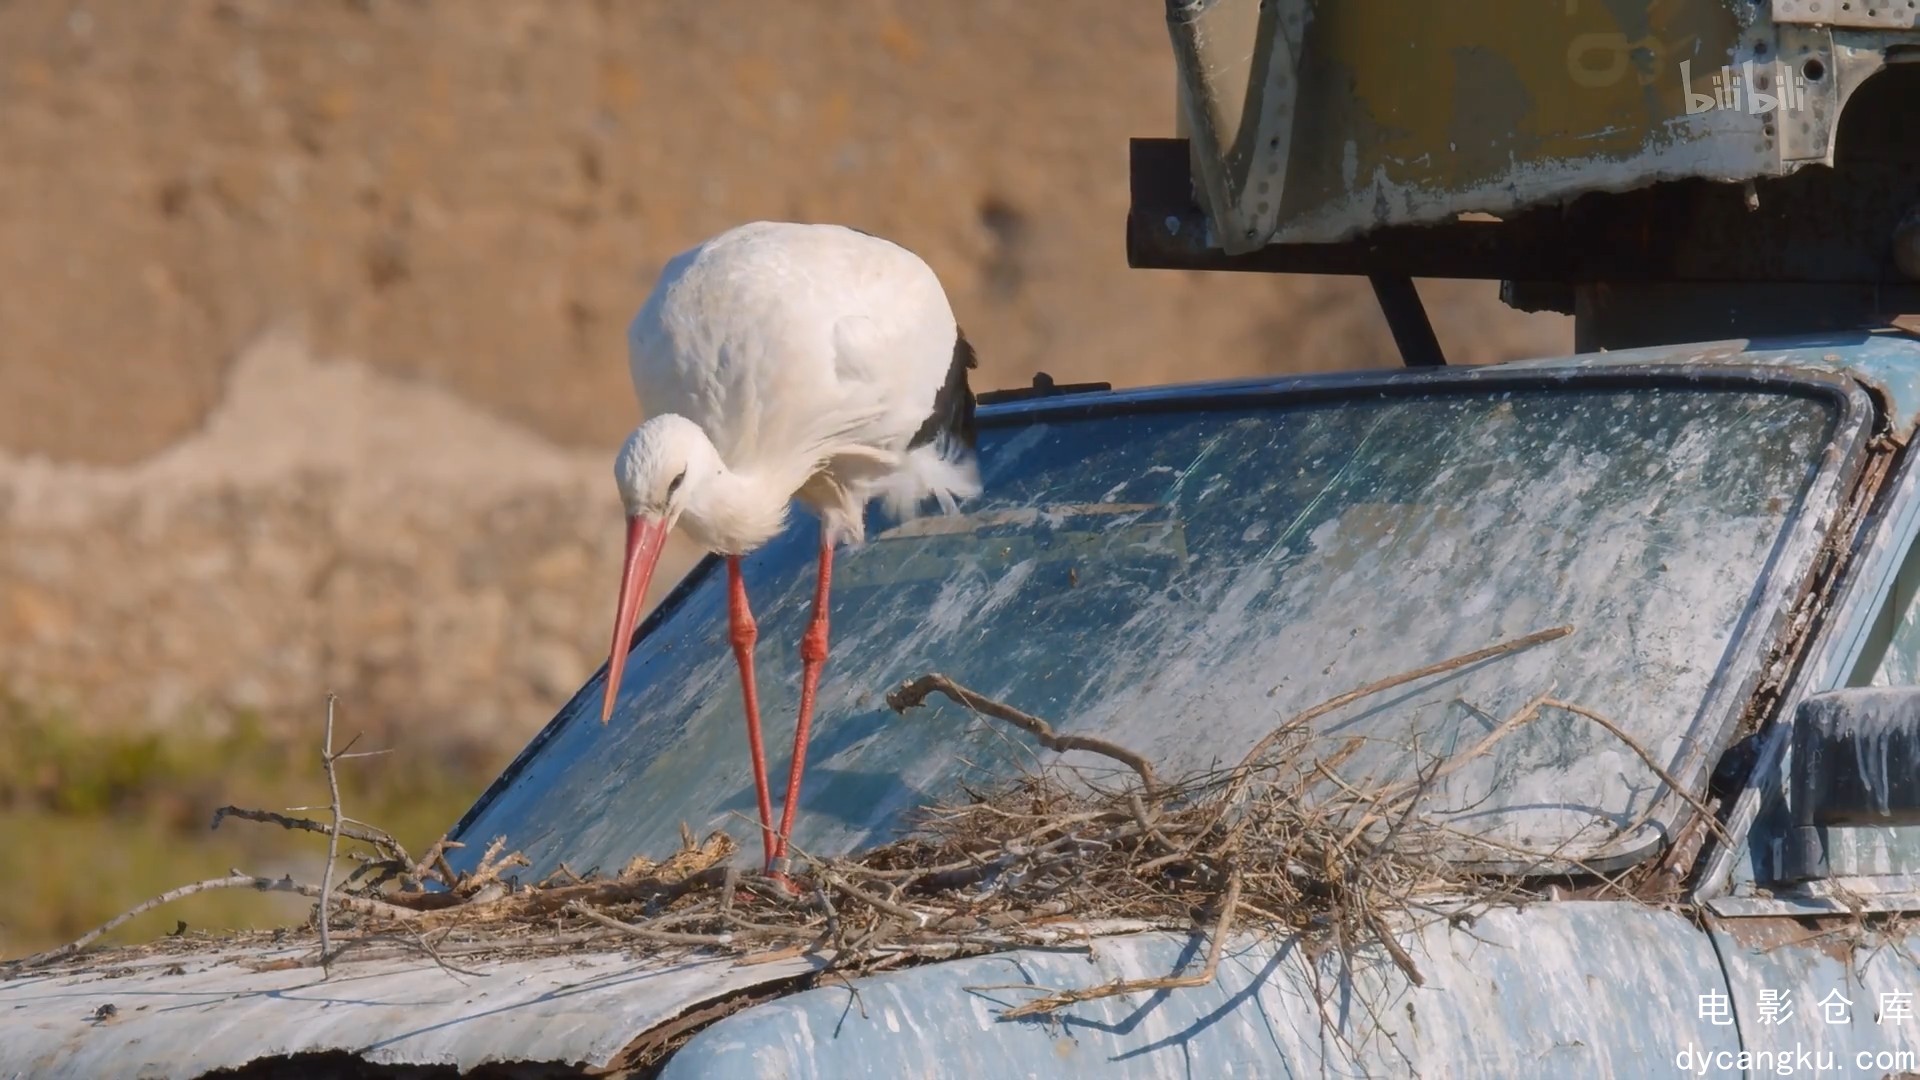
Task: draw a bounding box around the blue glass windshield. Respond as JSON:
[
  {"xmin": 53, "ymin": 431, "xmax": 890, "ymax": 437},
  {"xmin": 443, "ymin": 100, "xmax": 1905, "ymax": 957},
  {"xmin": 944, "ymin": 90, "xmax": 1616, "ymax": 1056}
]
[{"xmin": 451, "ymin": 378, "xmax": 1844, "ymax": 877}]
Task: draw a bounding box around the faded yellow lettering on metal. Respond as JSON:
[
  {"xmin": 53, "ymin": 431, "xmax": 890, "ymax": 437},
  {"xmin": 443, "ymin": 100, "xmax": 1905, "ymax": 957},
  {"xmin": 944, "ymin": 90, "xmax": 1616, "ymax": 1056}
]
[{"xmin": 1294, "ymin": 0, "xmax": 1745, "ymax": 197}]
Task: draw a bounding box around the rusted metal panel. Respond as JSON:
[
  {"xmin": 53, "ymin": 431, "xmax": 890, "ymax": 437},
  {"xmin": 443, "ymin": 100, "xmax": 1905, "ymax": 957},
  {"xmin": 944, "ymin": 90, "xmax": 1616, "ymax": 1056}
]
[
  {"xmin": 1167, "ymin": 0, "xmax": 1907, "ymax": 253},
  {"xmin": 0, "ymin": 945, "xmax": 820, "ymax": 1079},
  {"xmin": 661, "ymin": 903, "xmax": 1736, "ymax": 1078},
  {"xmin": 1130, "ymin": 135, "xmax": 1920, "ymax": 289}
]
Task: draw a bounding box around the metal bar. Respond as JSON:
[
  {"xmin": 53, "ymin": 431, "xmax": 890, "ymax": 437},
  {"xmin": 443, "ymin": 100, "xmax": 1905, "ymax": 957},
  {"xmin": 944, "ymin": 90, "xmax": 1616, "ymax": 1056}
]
[{"xmin": 1367, "ymin": 273, "xmax": 1446, "ymax": 368}]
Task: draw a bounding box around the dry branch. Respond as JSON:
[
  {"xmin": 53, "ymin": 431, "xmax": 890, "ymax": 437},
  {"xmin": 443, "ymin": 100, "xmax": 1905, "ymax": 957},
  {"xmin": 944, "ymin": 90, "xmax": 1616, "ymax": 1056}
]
[
  {"xmin": 408, "ymin": 835, "xmax": 463, "ymax": 890},
  {"xmin": 318, "ymin": 694, "xmax": 345, "ymax": 963},
  {"xmin": 999, "ymin": 870, "xmax": 1243, "ymax": 1018},
  {"xmin": 466, "ymin": 836, "xmax": 532, "ymax": 893},
  {"xmin": 567, "ymin": 904, "xmax": 746, "ymax": 947},
  {"xmin": 1222, "ymin": 625, "xmax": 1574, "ymax": 808},
  {"xmin": 1374, "ymin": 690, "xmax": 1552, "ymax": 807},
  {"xmin": 825, "ymin": 872, "xmax": 939, "ymax": 928},
  {"xmin": 4, "ymin": 873, "xmax": 422, "ymax": 971},
  {"xmin": 1541, "ymin": 697, "xmax": 1733, "ymax": 847},
  {"xmin": 1364, "ymin": 908, "xmax": 1426, "ymax": 987},
  {"xmin": 888, "ymin": 673, "xmax": 1161, "ymax": 794},
  {"xmin": 210, "ymin": 806, "xmax": 410, "ymax": 863}
]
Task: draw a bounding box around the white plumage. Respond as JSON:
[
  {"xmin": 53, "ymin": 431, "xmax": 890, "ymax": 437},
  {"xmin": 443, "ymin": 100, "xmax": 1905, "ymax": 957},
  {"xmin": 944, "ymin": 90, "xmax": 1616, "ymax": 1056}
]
[
  {"xmin": 620, "ymin": 220, "xmax": 981, "ymax": 552},
  {"xmin": 599, "ymin": 220, "xmax": 983, "ymax": 880}
]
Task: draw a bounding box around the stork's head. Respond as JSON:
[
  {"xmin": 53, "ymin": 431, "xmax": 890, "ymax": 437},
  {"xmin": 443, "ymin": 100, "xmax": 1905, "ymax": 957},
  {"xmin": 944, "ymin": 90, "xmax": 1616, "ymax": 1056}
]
[
  {"xmin": 602, "ymin": 414, "xmax": 723, "ymax": 724},
  {"xmin": 614, "ymin": 413, "xmax": 722, "ymax": 523}
]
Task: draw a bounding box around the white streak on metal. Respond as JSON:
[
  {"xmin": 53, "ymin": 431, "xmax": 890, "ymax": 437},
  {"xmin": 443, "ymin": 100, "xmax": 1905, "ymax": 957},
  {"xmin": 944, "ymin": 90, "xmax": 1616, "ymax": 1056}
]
[{"xmin": 0, "ymin": 946, "xmax": 822, "ymax": 1079}]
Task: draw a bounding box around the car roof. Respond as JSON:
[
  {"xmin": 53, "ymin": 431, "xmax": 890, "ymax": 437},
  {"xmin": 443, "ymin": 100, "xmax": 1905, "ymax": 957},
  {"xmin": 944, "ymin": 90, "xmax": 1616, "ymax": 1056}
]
[{"xmin": 978, "ymin": 329, "xmax": 1920, "ymax": 442}]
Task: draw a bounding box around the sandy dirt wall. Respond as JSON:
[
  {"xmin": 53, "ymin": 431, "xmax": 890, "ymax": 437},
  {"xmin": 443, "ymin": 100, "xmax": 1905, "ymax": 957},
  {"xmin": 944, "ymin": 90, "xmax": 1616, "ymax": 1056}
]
[{"xmin": 0, "ymin": 0, "xmax": 1570, "ymax": 747}]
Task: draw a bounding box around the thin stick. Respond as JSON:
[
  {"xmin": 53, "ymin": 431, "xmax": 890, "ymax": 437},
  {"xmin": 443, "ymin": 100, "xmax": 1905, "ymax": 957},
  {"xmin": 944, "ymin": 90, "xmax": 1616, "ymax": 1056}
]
[
  {"xmin": 998, "ymin": 869, "xmax": 1242, "ymax": 1019},
  {"xmin": 565, "ymin": 903, "xmax": 740, "ymax": 947},
  {"xmin": 824, "ymin": 871, "xmax": 943, "ymax": 927},
  {"xmin": 888, "ymin": 674, "xmax": 1160, "ymax": 794},
  {"xmin": 734, "ymin": 943, "xmax": 814, "ymax": 966},
  {"xmin": 326, "ymin": 930, "xmax": 616, "ymax": 963},
  {"xmin": 210, "ymin": 806, "xmax": 410, "ymax": 864},
  {"xmin": 1222, "ymin": 625, "xmax": 1574, "ymax": 808},
  {"xmin": 1128, "ymin": 793, "xmax": 1177, "ymax": 854},
  {"xmin": 464, "ymin": 836, "xmax": 531, "ymax": 893},
  {"xmin": 5, "ymin": 873, "xmax": 421, "ymax": 970},
  {"xmin": 323, "ymin": 930, "xmax": 484, "ymax": 982},
  {"xmin": 318, "ymin": 694, "xmax": 344, "ymax": 964},
  {"xmin": 1374, "ymin": 690, "xmax": 1553, "ymax": 807},
  {"xmin": 1364, "ymin": 908, "xmax": 1425, "ymax": 986},
  {"xmin": 407, "ymin": 835, "xmax": 462, "ymax": 889},
  {"xmin": 1541, "ymin": 698, "xmax": 1732, "ymax": 847}
]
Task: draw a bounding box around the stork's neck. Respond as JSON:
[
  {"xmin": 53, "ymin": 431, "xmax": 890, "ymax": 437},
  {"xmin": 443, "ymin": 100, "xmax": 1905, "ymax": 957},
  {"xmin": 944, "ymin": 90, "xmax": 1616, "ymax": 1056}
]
[{"xmin": 681, "ymin": 463, "xmax": 798, "ymax": 556}]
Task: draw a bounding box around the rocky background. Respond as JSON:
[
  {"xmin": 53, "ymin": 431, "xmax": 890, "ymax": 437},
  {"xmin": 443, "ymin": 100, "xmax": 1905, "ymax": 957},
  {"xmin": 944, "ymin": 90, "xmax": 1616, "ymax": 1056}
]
[{"xmin": 0, "ymin": 0, "xmax": 1569, "ymax": 951}]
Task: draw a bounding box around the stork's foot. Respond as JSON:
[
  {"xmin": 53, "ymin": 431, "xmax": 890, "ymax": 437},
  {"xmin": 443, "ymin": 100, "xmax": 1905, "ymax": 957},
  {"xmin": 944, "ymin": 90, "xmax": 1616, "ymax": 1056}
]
[{"xmin": 758, "ymin": 858, "xmax": 803, "ymax": 898}]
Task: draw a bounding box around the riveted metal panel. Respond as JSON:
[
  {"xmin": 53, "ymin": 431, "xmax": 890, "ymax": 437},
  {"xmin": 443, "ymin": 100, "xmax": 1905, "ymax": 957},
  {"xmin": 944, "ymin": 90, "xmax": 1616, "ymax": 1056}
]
[{"xmin": 1775, "ymin": 0, "xmax": 1920, "ymax": 29}]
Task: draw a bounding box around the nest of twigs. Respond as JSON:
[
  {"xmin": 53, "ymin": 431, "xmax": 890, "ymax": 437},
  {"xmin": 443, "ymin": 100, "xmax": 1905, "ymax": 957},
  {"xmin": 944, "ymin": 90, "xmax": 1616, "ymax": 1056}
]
[{"xmin": 8, "ymin": 624, "xmax": 1708, "ymax": 1019}]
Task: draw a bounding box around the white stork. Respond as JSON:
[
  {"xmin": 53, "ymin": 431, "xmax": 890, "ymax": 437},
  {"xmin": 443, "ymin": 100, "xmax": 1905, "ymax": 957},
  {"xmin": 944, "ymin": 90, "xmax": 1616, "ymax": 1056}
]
[{"xmin": 600, "ymin": 221, "xmax": 982, "ymax": 877}]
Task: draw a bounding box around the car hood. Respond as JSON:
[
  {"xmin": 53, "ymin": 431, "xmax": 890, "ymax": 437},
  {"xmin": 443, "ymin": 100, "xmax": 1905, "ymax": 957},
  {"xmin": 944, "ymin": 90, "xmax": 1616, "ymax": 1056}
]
[
  {"xmin": 0, "ymin": 940, "xmax": 823, "ymax": 1078},
  {"xmin": 3, "ymin": 904, "xmax": 1731, "ymax": 1077}
]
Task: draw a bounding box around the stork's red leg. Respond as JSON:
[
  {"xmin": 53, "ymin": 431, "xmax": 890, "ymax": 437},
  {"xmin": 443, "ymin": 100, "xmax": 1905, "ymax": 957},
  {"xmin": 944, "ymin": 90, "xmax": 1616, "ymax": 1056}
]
[
  {"xmin": 772, "ymin": 538, "xmax": 833, "ymax": 860},
  {"xmin": 727, "ymin": 556, "xmax": 778, "ymax": 872}
]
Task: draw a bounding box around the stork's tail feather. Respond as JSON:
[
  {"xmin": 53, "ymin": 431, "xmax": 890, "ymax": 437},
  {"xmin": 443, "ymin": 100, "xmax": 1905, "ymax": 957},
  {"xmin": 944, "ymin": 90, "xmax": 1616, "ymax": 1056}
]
[{"xmin": 877, "ymin": 435, "xmax": 982, "ymax": 523}]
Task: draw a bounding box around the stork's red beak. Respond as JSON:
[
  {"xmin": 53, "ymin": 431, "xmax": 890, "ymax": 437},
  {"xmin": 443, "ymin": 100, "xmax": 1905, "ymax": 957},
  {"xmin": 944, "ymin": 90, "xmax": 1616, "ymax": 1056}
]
[{"xmin": 602, "ymin": 514, "xmax": 670, "ymax": 724}]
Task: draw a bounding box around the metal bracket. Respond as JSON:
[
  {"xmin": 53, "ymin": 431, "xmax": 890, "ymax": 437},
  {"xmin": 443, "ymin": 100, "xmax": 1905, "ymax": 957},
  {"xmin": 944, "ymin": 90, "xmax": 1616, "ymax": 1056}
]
[
  {"xmin": 1367, "ymin": 275, "xmax": 1446, "ymax": 368},
  {"xmin": 1165, "ymin": 0, "xmax": 1305, "ymax": 254},
  {"xmin": 1773, "ymin": 24, "xmax": 1841, "ymax": 163}
]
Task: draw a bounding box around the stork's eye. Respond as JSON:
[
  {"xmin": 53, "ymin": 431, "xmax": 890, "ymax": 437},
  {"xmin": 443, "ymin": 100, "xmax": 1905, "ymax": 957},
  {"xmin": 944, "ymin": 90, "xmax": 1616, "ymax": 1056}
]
[{"xmin": 666, "ymin": 469, "xmax": 686, "ymax": 498}]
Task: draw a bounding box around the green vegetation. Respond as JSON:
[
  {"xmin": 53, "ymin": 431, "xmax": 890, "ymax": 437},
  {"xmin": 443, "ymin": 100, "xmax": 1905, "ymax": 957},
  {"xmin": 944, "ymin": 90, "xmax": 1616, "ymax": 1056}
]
[{"xmin": 0, "ymin": 691, "xmax": 505, "ymax": 958}]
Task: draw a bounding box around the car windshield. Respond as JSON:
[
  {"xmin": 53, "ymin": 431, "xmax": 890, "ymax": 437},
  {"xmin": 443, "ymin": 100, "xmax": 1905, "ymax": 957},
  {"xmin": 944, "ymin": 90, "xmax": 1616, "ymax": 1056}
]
[{"xmin": 450, "ymin": 375, "xmax": 1847, "ymax": 877}]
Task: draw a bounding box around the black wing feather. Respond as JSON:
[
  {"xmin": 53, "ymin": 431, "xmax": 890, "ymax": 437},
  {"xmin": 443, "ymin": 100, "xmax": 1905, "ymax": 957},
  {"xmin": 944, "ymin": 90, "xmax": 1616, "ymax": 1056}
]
[{"xmin": 908, "ymin": 328, "xmax": 979, "ymax": 457}]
